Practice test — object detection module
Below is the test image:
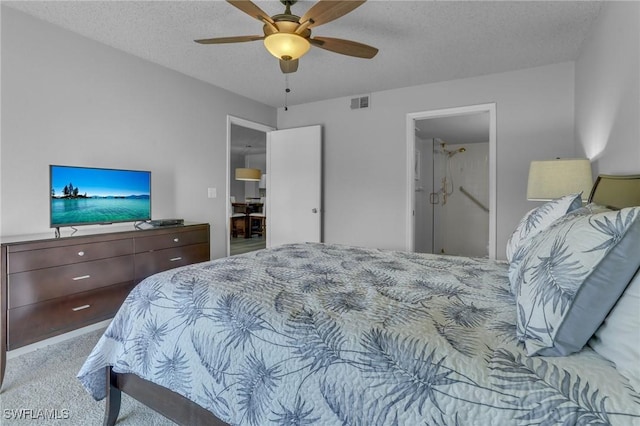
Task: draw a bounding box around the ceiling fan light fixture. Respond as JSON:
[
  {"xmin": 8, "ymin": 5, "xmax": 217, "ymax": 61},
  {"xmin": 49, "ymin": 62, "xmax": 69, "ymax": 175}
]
[{"xmin": 264, "ymin": 32, "xmax": 310, "ymax": 60}]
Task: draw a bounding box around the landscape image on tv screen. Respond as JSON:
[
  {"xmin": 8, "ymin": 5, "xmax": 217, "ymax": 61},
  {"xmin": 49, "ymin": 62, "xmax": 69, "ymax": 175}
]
[{"xmin": 50, "ymin": 165, "xmax": 151, "ymax": 227}]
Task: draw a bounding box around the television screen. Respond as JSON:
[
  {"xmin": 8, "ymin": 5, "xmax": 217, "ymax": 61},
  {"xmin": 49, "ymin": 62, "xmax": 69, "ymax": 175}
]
[{"xmin": 50, "ymin": 165, "xmax": 151, "ymax": 228}]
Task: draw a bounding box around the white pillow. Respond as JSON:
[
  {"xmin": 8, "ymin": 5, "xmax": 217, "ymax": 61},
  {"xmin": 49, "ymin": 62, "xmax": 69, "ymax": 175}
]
[
  {"xmin": 506, "ymin": 193, "xmax": 582, "ymax": 264},
  {"xmin": 589, "ymin": 269, "xmax": 640, "ymax": 393}
]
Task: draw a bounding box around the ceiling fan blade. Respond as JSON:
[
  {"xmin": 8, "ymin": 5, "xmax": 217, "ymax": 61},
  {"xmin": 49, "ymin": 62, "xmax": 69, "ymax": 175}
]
[
  {"xmin": 195, "ymin": 35, "xmax": 264, "ymax": 44},
  {"xmin": 310, "ymin": 36, "xmax": 378, "ymax": 59},
  {"xmin": 227, "ymin": 0, "xmax": 274, "ymax": 24},
  {"xmin": 300, "ymin": 0, "xmax": 366, "ymax": 28},
  {"xmin": 280, "ymin": 59, "xmax": 299, "ymax": 74}
]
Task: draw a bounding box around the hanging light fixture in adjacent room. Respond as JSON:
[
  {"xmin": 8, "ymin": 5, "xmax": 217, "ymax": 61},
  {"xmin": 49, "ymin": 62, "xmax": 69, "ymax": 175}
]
[
  {"xmin": 235, "ymin": 167, "xmax": 262, "ymax": 181},
  {"xmin": 235, "ymin": 145, "xmax": 262, "ymax": 181}
]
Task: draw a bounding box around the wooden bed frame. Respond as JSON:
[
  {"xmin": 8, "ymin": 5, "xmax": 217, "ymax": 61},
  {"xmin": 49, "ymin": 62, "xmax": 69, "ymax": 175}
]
[
  {"xmin": 103, "ymin": 174, "xmax": 640, "ymax": 426},
  {"xmin": 104, "ymin": 367, "xmax": 227, "ymax": 426}
]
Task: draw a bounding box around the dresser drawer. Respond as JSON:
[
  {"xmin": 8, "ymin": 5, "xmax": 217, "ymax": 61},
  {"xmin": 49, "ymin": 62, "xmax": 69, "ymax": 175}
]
[
  {"xmin": 7, "ymin": 238, "xmax": 133, "ymax": 273},
  {"xmin": 135, "ymin": 243, "xmax": 210, "ymax": 281},
  {"xmin": 8, "ymin": 255, "xmax": 134, "ymax": 308},
  {"xmin": 135, "ymin": 227, "xmax": 208, "ymax": 253},
  {"xmin": 7, "ymin": 281, "xmax": 136, "ymax": 350}
]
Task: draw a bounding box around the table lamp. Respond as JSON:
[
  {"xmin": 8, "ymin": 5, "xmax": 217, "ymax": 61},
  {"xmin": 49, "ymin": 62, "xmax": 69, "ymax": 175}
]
[{"xmin": 527, "ymin": 158, "xmax": 593, "ymax": 201}]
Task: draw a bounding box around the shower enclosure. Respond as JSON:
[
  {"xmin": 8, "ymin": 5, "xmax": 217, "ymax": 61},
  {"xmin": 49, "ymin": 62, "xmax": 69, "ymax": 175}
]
[{"xmin": 414, "ymin": 137, "xmax": 490, "ymax": 257}]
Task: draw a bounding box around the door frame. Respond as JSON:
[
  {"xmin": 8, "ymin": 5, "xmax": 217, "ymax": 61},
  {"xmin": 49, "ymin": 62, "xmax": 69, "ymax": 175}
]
[
  {"xmin": 226, "ymin": 115, "xmax": 275, "ymax": 257},
  {"xmin": 405, "ymin": 103, "xmax": 497, "ymax": 259}
]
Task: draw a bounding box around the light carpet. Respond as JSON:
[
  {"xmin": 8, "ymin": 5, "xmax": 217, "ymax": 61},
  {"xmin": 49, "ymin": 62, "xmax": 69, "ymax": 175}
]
[{"xmin": 0, "ymin": 328, "xmax": 175, "ymax": 425}]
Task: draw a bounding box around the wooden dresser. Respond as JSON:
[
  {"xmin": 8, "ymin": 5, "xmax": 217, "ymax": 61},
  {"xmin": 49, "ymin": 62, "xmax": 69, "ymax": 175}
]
[{"xmin": 0, "ymin": 222, "xmax": 210, "ymax": 387}]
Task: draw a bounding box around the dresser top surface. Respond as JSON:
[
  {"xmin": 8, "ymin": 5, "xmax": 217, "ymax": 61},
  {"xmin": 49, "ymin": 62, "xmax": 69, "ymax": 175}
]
[{"xmin": 1, "ymin": 222, "xmax": 208, "ymax": 246}]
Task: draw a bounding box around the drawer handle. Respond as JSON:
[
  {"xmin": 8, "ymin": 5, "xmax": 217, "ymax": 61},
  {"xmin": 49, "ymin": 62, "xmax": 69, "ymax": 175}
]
[
  {"xmin": 72, "ymin": 304, "xmax": 91, "ymax": 312},
  {"xmin": 169, "ymin": 257, "xmax": 183, "ymax": 262},
  {"xmin": 73, "ymin": 275, "xmax": 91, "ymax": 281},
  {"xmin": 78, "ymin": 251, "xmax": 85, "ymax": 256},
  {"xmin": 173, "ymin": 238, "xmax": 180, "ymax": 243}
]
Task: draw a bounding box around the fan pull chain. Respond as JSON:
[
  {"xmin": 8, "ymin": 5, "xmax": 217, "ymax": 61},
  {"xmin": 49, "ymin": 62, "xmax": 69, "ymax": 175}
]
[{"xmin": 284, "ymin": 75, "xmax": 290, "ymax": 111}]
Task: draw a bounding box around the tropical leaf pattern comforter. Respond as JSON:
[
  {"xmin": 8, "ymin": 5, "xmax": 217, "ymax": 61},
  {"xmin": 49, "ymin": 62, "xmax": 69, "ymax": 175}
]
[{"xmin": 78, "ymin": 243, "xmax": 640, "ymax": 425}]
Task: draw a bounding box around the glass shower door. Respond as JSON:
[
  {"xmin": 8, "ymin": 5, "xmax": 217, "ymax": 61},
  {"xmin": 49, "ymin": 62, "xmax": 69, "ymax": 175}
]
[{"xmin": 415, "ymin": 138, "xmax": 489, "ymax": 257}]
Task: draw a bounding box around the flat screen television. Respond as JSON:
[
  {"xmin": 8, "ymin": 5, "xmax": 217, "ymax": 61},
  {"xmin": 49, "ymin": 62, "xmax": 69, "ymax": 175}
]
[{"xmin": 50, "ymin": 165, "xmax": 151, "ymax": 228}]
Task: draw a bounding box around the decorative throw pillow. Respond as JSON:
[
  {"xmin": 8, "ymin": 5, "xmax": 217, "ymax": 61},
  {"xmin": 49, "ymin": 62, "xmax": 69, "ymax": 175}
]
[
  {"xmin": 566, "ymin": 202, "xmax": 613, "ymax": 217},
  {"xmin": 508, "ymin": 203, "xmax": 613, "ymax": 295},
  {"xmin": 506, "ymin": 193, "xmax": 583, "ymax": 294},
  {"xmin": 513, "ymin": 207, "xmax": 640, "ymax": 356},
  {"xmin": 506, "ymin": 193, "xmax": 583, "ymax": 264},
  {"xmin": 588, "ymin": 269, "xmax": 640, "ymax": 393}
]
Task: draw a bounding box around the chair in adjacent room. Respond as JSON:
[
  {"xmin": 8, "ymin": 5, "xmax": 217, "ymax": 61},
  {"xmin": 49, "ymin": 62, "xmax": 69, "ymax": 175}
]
[
  {"xmin": 249, "ymin": 197, "xmax": 266, "ymax": 237},
  {"xmin": 230, "ymin": 196, "xmax": 246, "ymax": 238}
]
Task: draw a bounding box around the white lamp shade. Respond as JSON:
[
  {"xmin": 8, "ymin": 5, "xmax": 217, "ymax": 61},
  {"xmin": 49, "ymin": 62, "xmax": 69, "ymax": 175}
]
[
  {"xmin": 527, "ymin": 158, "xmax": 593, "ymax": 201},
  {"xmin": 235, "ymin": 168, "xmax": 261, "ymax": 181},
  {"xmin": 263, "ymin": 33, "xmax": 310, "ymax": 60}
]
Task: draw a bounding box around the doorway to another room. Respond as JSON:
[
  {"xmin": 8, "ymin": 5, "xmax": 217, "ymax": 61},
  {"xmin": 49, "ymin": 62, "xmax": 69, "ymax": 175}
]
[
  {"xmin": 227, "ymin": 117, "xmax": 273, "ymax": 256},
  {"xmin": 406, "ymin": 104, "xmax": 497, "ymax": 259},
  {"xmin": 227, "ymin": 119, "xmax": 323, "ymax": 257}
]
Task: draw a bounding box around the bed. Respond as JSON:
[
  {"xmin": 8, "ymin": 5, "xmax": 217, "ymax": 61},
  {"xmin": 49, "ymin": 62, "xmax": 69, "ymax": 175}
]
[{"xmin": 78, "ymin": 174, "xmax": 640, "ymax": 426}]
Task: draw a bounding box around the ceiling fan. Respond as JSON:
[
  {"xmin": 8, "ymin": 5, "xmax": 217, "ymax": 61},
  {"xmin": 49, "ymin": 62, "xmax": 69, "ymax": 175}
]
[{"xmin": 195, "ymin": 0, "xmax": 378, "ymax": 74}]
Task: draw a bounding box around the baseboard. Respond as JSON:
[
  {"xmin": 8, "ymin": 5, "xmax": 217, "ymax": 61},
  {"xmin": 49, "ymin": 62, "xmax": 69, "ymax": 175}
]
[{"xmin": 6, "ymin": 319, "xmax": 112, "ymax": 359}]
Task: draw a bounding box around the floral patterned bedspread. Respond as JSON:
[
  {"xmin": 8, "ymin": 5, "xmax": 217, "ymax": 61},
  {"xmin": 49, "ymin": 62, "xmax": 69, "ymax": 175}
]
[{"xmin": 78, "ymin": 243, "xmax": 640, "ymax": 425}]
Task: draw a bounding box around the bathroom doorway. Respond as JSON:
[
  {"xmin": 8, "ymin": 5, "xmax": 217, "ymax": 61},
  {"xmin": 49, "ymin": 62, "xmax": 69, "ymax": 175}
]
[{"xmin": 406, "ymin": 104, "xmax": 497, "ymax": 258}]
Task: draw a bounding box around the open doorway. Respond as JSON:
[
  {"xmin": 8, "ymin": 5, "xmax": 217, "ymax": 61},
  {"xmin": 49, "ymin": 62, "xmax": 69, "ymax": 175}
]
[
  {"xmin": 406, "ymin": 104, "xmax": 497, "ymax": 259},
  {"xmin": 226, "ymin": 116, "xmax": 274, "ymax": 256}
]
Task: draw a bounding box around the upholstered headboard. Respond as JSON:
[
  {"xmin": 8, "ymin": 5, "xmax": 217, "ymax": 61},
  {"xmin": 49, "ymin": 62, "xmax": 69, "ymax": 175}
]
[{"xmin": 588, "ymin": 174, "xmax": 640, "ymax": 209}]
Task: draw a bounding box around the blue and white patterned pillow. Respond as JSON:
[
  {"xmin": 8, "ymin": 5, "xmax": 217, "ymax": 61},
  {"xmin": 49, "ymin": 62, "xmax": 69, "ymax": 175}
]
[
  {"xmin": 508, "ymin": 203, "xmax": 614, "ymax": 294},
  {"xmin": 565, "ymin": 202, "xmax": 613, "ymax": 217},
  {"xmin": 513, "ymin": 206, "xmax": 640, "ymax": 356},
  {"xmin": 506, "ymin": 193, "xmax": 583, "ymax": 265},
  {"xmin": 589, "ymin": 269, "xmax": 640, "ymax": 393},
  {"xmin": 506, "ymin": 193, "xmax": 583, "ymax": 293}
]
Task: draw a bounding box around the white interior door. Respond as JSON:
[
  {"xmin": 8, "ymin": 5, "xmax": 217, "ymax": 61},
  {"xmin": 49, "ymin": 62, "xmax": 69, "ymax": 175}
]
[{"xmin": 267, "ymin": 125, "xmax": 322, "ymax": 248}]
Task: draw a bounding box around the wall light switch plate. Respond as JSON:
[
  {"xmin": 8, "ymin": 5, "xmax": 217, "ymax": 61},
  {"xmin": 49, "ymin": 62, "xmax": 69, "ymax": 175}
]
[{"xmin": 208, "ymin": 187, "xmax": 217, "ymax": 198}]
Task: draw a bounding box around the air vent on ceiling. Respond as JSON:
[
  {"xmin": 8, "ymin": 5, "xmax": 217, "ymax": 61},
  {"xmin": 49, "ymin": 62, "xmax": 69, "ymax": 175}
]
[{"xmin": 350, "ymin": 95, "xmax": 370, "ymax": 110}]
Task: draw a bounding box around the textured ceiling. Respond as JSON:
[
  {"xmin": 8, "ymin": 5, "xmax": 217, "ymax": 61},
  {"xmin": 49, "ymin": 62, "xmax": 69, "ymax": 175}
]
[{"xmin": 4, "ymin": 1, "xmax": 602, "ymax": 108}]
